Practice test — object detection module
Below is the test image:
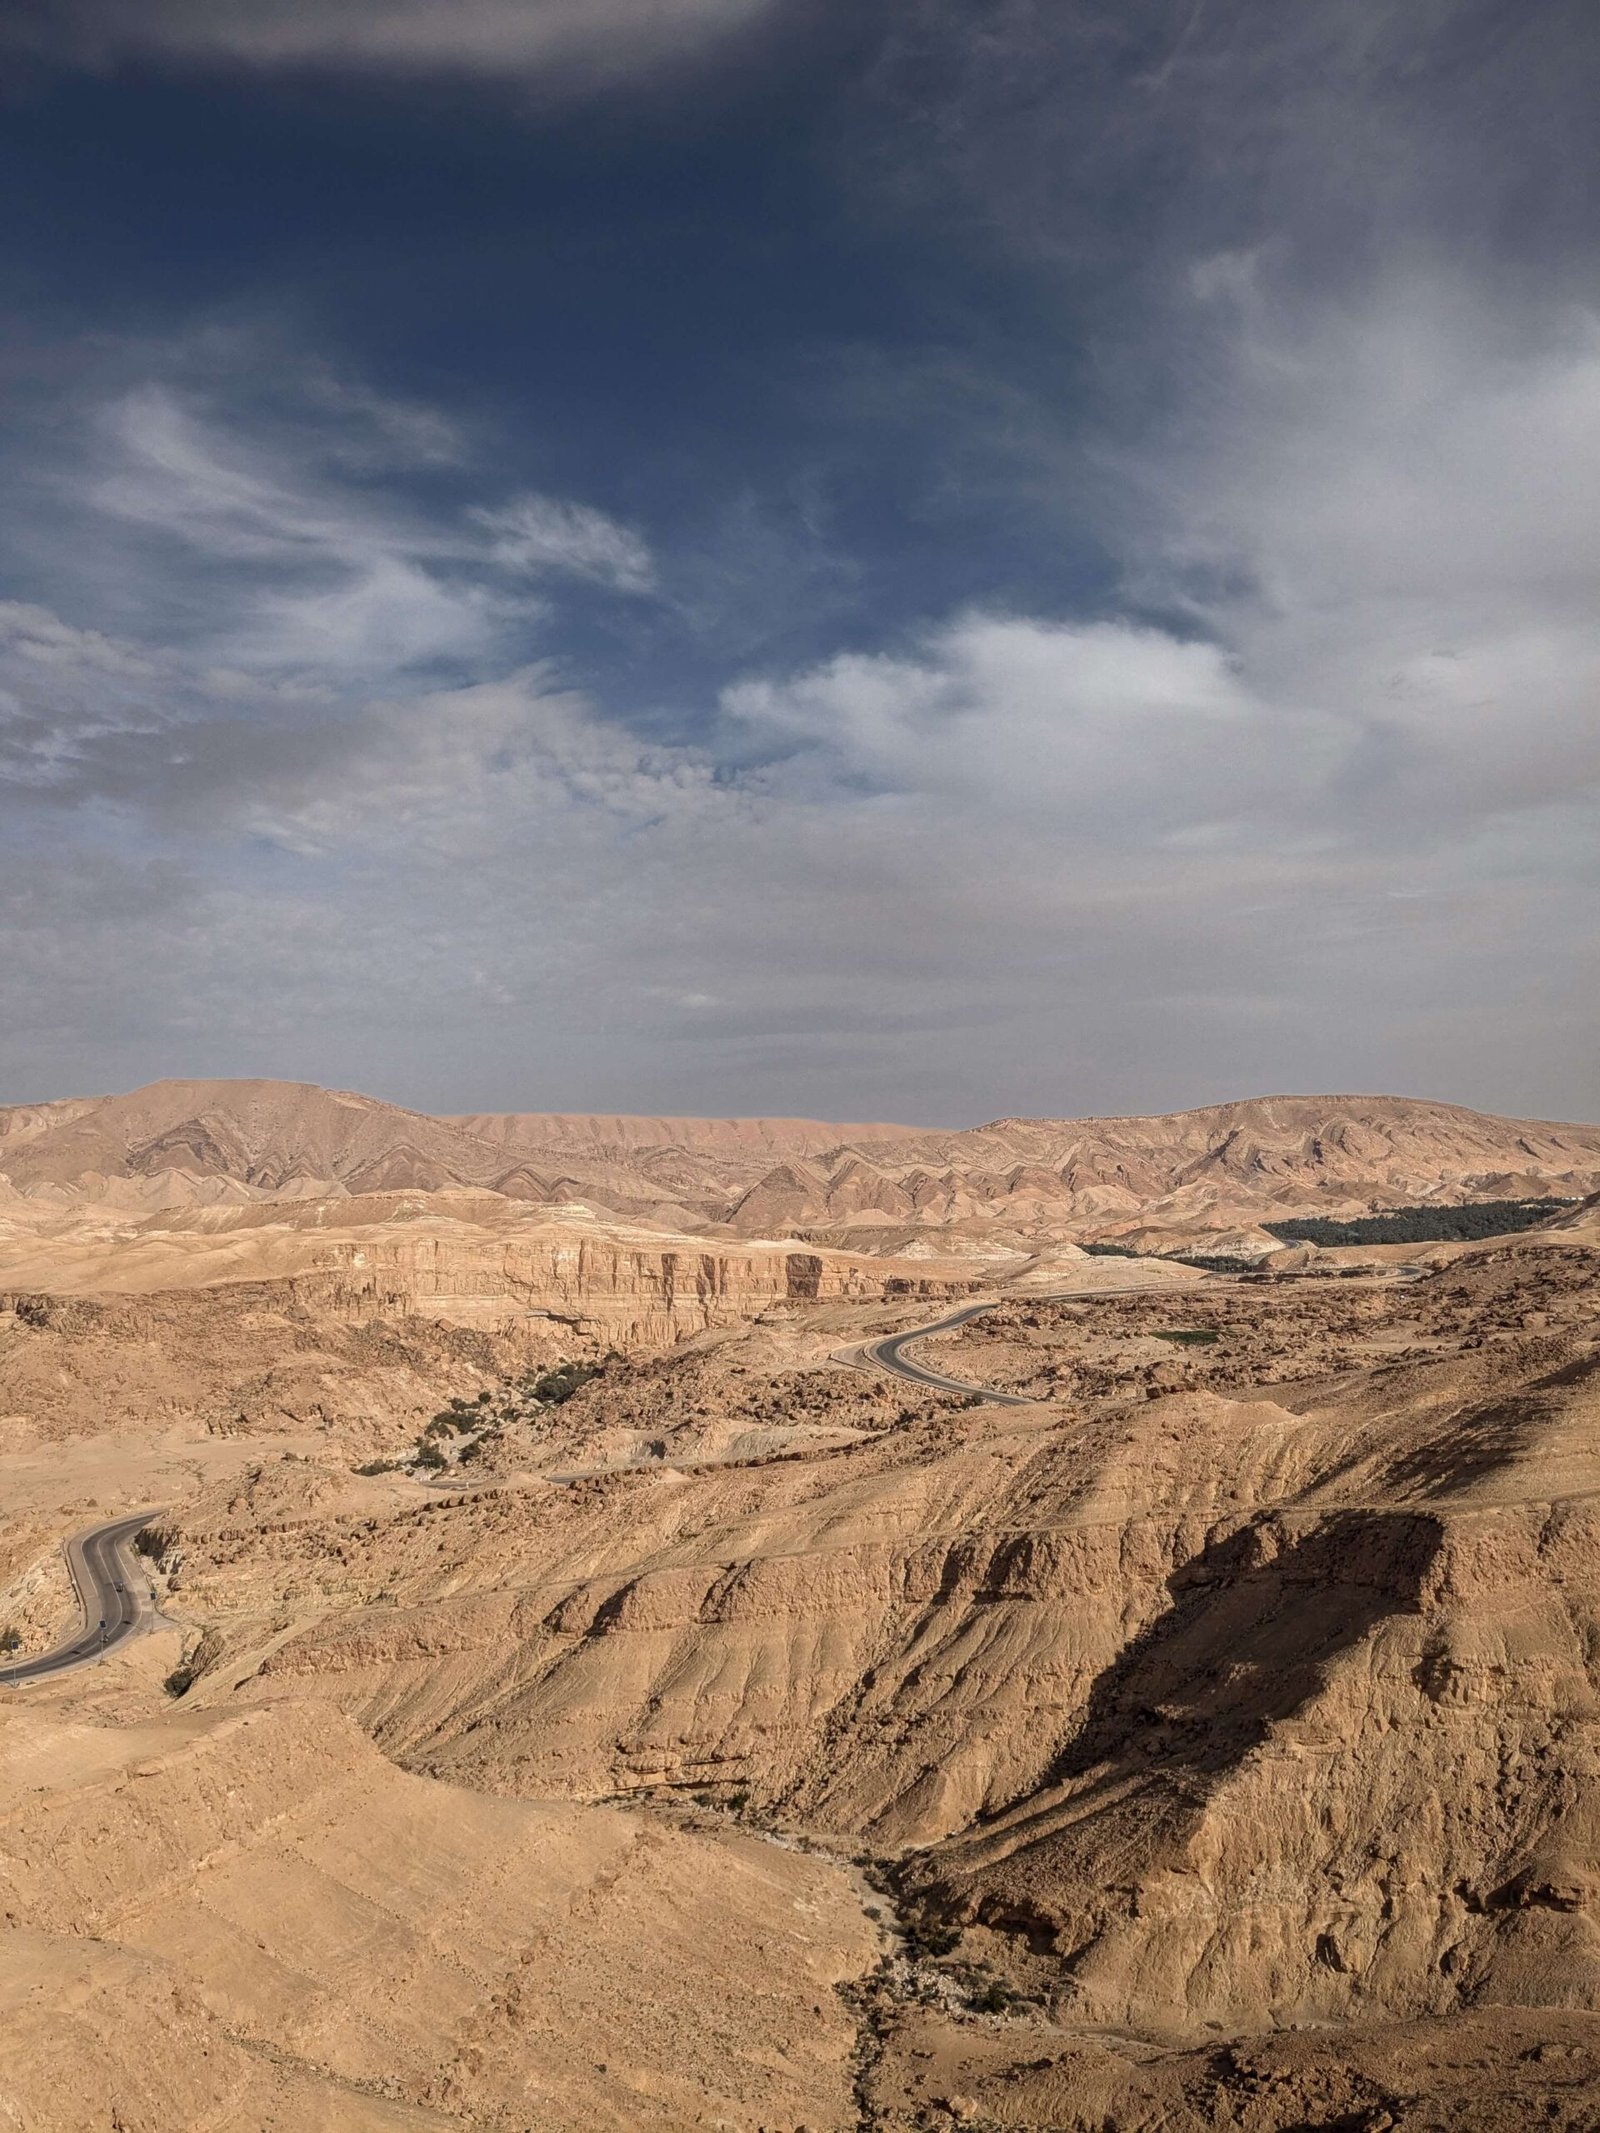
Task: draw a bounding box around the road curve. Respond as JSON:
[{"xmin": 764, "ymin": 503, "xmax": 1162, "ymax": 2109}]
[
  {"xmin": 0, "ymin": 1508, "xmax": 165, "ymax": 1685},
  {"xmin": 855, "ymin": 1301, "xmax": 1039, "ymax": 1405},
  {"xmin": 851, "ymin": 1278, "xmax": 1245, "ymax": 1406},
  {"xmin": 852, "ymin": 1267, "xmax": 1429, "ymax": 1407}
]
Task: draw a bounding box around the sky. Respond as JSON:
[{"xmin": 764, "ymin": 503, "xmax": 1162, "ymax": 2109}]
[{"xmin": 1, "ymin": 0, "xmax": 1597, "ymax": 1124}]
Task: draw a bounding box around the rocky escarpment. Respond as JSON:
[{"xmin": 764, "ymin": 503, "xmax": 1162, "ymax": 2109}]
[{"xmin": 297, "ymin": 1227, "xmax": 972, "ymax": 1346}]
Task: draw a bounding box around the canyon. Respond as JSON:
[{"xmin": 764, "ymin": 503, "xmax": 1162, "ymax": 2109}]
[{"xmin": 2, "ymin": 1078, "xmax": 1599, "ymax": 2129}]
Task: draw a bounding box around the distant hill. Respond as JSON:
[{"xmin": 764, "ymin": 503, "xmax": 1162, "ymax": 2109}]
[{"xmin": 2, "ymin": 1079, "xmax": 1597, "ymax": 1248}]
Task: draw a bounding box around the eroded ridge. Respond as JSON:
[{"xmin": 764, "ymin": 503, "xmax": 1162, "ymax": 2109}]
[{"xmin": 3, "ymin": 1196, "xmax": 1599, "ymax": 2127}]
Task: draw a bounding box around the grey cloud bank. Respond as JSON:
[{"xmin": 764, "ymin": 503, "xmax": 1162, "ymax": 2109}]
[{"xmin": 3, "ymin": 339, "xmax": 1593, "ymax": 1120}]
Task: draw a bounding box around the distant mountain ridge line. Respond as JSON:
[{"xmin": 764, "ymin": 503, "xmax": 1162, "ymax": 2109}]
[{"xmin": 1, "ymin": 1078, "xmax": 1597, "ymax": 1244}]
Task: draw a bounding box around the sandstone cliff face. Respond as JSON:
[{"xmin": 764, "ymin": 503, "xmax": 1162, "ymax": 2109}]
[
  {"xmin": 0, "ymin": 1190, "xmax": 980, "ymax": 1380},
  {"xmin": 300, "ymin": 1227, "xmax": 960, "ymax": 1345}
]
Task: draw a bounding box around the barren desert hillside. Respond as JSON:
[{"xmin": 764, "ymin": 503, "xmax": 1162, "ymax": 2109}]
[
  {"xmin": 2, "ymin": 1090, "xmax": 1599, "ymax": 2130},
  {"xmin": 4, "ymin": 1080, "xmax": 1597, "ymax": 1257}
]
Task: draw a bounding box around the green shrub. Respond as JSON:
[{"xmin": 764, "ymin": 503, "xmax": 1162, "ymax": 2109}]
[
  {"xmin": 1082, "ymin": 1242, "xmax": 1255, "ymax": 1273},
  {"xmin": 1265, "ymin": 1198, "xmax": 1572, "ymax": 1247},
  {"xmin": 531, "ymin": 1360, "xmax": 604, "ymax": 1405}
]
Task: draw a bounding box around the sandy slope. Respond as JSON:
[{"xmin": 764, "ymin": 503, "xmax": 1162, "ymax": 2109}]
[{"xmin": 0, "ymin": 1698, "xmax": 879, "ymax": 2131}]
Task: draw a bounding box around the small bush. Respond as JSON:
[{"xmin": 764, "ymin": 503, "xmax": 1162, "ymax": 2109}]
[
  {"xmin": 906, "ymin": 1916, "xmax": 960, "ymax": 1958},
  {"xmin": 414, "ymin": 1440, "xmax": 448, "ymax": 1470},
  {"xmin": 531, "ymin": 1360, "xmax": 604, "ymax": 1406}
]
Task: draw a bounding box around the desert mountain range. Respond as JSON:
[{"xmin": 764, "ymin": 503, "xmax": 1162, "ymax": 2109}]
[
  {"xmin": 4, "ymin": 1077, "xmax": 1597, "ymax": 1243},
  {"xmin": 3, "ymin": 1075, "xmax": 1600, "ymax": 2129}
]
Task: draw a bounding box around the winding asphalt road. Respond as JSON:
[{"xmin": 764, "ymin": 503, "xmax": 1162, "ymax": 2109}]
[
  {"xmin": 0, "ymin": 1509, "xmax": 164, "ymax": 1685},
  {"xmin": 853, "ymin": 1266, "xmax": 1430, "ymax": 1406},
  {"xmin": 853, "ymin": 1277, "xmax": 1250, "ymax": 1405},
  {"xmin": 856, "ymin": 1301, "xmax": 1041, "ymax": 1405}
]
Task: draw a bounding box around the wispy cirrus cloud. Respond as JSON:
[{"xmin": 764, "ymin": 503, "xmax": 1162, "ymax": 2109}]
[
  {"xmin": 5, "ymin": 340, "xmax": 656, "ymax": 695},
  {"xmin": 471, "ymin": 495, "xmax": 657, "ymax": 594}
]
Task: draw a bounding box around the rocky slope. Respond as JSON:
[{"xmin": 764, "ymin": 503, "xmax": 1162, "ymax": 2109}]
[
  {"xmin": 0, "ymin": 1697, "xmax": 879, "ymax": 2132},
  {"xmin": 5, "ymin": 1081, "xmax": 1600, "ymax": 2127},
  {"xmin": 718, "ymin": 1094, "xmax": 1600, "ymax": 1248},
  {"xmin": 105, "ymin": 1234, "xmax": 1600, "ymax": 2125},
  {"xmin": 3, "ymin": 1081, "xmax": 1596, "ymax": 1256}
]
